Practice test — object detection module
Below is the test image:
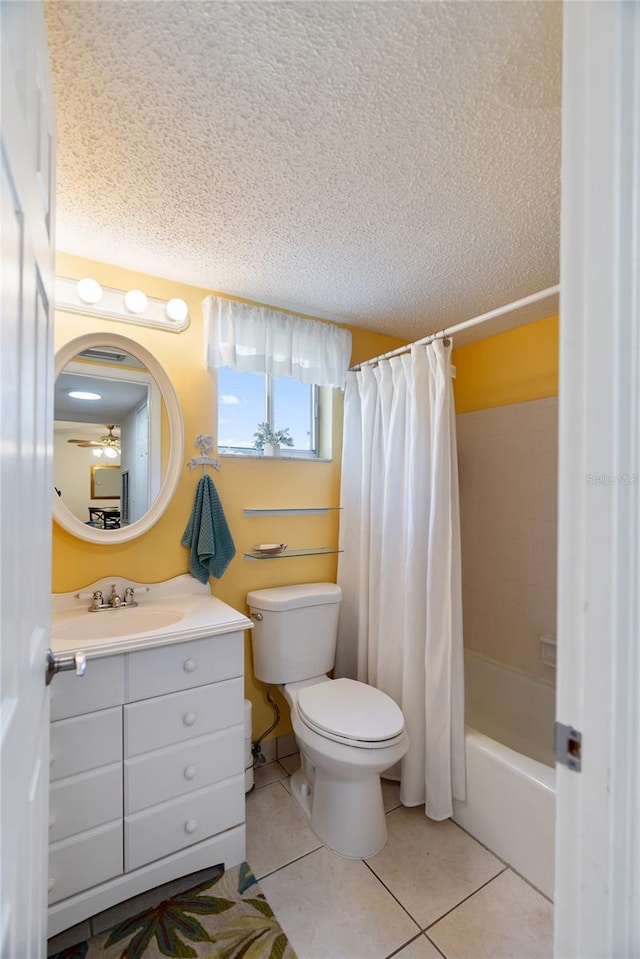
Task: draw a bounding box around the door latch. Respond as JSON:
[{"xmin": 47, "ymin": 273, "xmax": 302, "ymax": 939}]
[{"xmin": 555, "ymin": 722, "xmax": 582, "ymax": 771}]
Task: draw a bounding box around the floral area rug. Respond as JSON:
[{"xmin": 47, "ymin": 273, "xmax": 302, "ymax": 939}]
[{"xmin": 50, "ymin": 862, "xmax": 297, "ymax": 959}]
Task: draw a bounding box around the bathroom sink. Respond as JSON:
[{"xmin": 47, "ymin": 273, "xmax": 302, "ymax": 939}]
[
  {"xmin": 51, "ymin": 574, "xmax": 254, "ymax": 657},
  {"xmin": 50, "ymin": 606, "xmax": 185, "ymax": 641}
]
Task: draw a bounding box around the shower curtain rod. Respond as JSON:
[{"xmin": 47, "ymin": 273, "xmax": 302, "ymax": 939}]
[{"xmin": 349, "ymin": 284, "xmax": 560, "ymax": 372}]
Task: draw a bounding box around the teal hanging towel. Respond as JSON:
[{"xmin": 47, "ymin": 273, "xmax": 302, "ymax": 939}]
[{"xmin": 181, "ymin": 474, "xmax": 236, "ymax": 583}]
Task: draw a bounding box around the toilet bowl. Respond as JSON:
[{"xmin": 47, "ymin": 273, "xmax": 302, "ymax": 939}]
[
  {"xmin": 284, "ymin": 677, "xmax": 409, "ymax": 858},
  {"xmin": 247, "ymin": 583, "xmax": 409, "ymax": 859}
]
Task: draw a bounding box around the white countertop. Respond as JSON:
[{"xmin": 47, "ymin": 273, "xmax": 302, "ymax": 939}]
[{"xmin": 51, "ymin": 573, "xmax": 252, "ymax": 658}]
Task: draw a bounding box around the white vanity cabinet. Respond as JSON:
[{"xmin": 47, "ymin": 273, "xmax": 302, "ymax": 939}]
[{"xmin": 48, "ymin": 630, "xmax": 246, "ymax": 939}]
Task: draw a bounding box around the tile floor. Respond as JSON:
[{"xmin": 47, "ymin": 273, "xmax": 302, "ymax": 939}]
[
  {"xmin": 249, "ymin": 755, "xmax": 554, "ymax": 959},
  {"xmin": 48, "ymin": 752, "xmax": 554, "ymax": 959}
]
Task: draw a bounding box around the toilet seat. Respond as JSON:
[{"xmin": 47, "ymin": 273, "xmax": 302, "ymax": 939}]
[{"xmin": 296, "ymin": 678, "xmax": 405, "ymax": 749}]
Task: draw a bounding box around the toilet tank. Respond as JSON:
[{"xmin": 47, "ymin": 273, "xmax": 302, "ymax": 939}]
[{"xmin": 247, "ymin": 583, "xmax": 342, "ymax": 685}]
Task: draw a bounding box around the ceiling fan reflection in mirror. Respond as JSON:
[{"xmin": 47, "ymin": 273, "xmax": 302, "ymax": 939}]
[{"xmin": 67, "ymin": 424, "xmax": 121, "ymax": 459}]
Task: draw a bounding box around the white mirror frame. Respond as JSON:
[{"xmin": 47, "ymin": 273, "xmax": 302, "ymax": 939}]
[{"xmin": 53, "ymin": 332, "xmax": 184, "ymax": 544}]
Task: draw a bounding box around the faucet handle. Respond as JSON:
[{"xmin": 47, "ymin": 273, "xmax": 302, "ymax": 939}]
[
  {"xmin": 91, "ymin": 590, "xmax": 103, "ymax": 610},
  {"xmin": 126, "ymin": 585, "xmax": 150, "ymax": 597},
  {"xmin": 75, "ymin": 589, "xmax": 104, "ymax": 610},
  {"xmin": 75, "ymin": 589, "xmax": 100, "ymax": 601},
  {"xmin": 123, "ymin": 585, "xmax": 149, "ymax": 606}
]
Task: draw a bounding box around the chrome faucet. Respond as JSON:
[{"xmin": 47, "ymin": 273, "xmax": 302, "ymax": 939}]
[{"xmin": 83, "ymin": 585, "xmax": 140, "ymax": 612}]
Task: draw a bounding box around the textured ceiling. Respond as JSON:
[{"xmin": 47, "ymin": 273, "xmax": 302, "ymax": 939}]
[{"xmin": 45, "ymin": 0, "xmax": 562, "ymax": 343}]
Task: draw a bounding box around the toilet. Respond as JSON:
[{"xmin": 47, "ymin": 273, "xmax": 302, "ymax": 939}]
[{"xmin": 247, "ymin": 582, "xmax": 409, "ymax": 859}]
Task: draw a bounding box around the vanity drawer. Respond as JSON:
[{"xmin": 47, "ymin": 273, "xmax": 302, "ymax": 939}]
[
  {"xmin": 48, "ymin": 820, "xmax": 123, "ymax": 905},
  {"xmin": 124, "ymin": 677, "xmax": 243, "ymax": 757},
  {"xmin": 50, "ymin": 707, "xmax": 122, "ymax": 782},
  {"xmin": 126, "ymin": 632, "xmax": 243, "ymax": 701},
  {"xmin": 125, "ymin": 775, "xmax": 245, "ymax": 872},
  {"xmin": 50, "ymin": 763, "xmax": 122, "ymax": 843},
  {"xmin": 125, "ymin": 724, "xmax": 244, "ymax": 814},
  {"xmin": 51, "ymin": 655, "xmax": 125, "ymax": 721}
]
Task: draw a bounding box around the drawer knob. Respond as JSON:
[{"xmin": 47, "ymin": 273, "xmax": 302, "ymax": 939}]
[
  {"xmin": 183, "ymin": 712, "xmax": 197, "ymax": 727},
  {"xmin": 48, "ymin": 874, "xmax": 56, "ymax": 892},
  {"xmin": 183, "ymin": 659, "xmax": 197, "ymax": 673},
  {"xmin": 184, "ymin": 818, "xmax": 198, "ymax": 834},
  {"xmin": 184, "ymin": 765, "xmax": 198, "ymax": 780}
]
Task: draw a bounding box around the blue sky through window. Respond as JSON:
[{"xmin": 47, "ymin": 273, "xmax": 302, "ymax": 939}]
[
  {"xmin": 273, "ymin": 377, "xmax": 313, "ymax": 451},
  {"xmin": 218, "ymin": 367, "xmax": 314, "ymax": 452}
]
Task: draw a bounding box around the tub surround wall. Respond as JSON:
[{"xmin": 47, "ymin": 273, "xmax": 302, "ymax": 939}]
[
  {"xmin": 456, "ymin": 397, "xmax": 558, "ymax": 686},
  {"xmin": 52, "ymin": 252, "xmax": 407, "ymax": 742},
  {"xmin": 464, "ymin": 649, "xmax": 555, "ymax": 767},
  {"xmin": 449, "ymin": 315, "xmax": 558, "ymax": 901}
]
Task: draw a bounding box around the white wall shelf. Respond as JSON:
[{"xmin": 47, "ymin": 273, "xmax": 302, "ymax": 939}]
[{"xmin": 244, "ymin": 547, "xmax": 342, "ymax": 561}]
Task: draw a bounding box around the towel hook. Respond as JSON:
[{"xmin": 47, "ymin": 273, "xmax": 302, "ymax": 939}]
[{"xmin": 187, "ymin": 434, "xmax": 221, "ymax": 473}]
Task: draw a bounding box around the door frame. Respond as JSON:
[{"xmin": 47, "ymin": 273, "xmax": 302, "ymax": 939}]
[{"xmin": 555, "ymin": 2, "xmax": 640, "ymax": 955}]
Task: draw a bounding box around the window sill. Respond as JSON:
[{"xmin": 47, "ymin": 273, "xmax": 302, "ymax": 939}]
[{"xmin": 220, "ymin": 452, "xmax": 332, "ymax": 463}]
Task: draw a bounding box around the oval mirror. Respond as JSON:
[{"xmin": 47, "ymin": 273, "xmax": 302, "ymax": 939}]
[{"xmin": 53, "ymin": 333, "xmax": 184, "ymax": 544}]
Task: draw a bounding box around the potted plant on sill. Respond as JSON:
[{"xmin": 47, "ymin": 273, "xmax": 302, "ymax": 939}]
[{"xmin": 253, "ymin": 422, "xmax": 295, "ymax": 457}]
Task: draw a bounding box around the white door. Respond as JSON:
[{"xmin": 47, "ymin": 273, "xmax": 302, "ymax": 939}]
[
  {"xmin": 555, "ymin": 2, "xmax": 640, "ymax": 956},
  {"xmin": 133, "ymin": 400, "xmax": 150, "ymax": 522},
  {"xmin": 1, "ymin": 2, "xmax": 56, "ymax": 956}
]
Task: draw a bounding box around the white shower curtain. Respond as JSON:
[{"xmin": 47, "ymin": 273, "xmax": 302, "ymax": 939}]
[{"xmin": 336, "ymin": 340, "xmax": 465, "ymax": 820}]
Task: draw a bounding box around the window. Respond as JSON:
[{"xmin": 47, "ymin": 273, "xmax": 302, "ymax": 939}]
[
  {"xmin": 205, "ymin": 293, "xmax": 350, "ymax": 460},
  {"xmin": 218, "ymin": 367, "xmax": 319, "ymax": 457}
]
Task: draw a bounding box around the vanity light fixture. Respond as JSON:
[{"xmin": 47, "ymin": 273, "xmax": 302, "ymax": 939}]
[
  {"xmin": 166, "ymin": 298, "xmax": 189, "ymax": 323},
  {"xmin": 124, "ymin": 288, "xmax": 148, "ymax": 314},
  {"xmin": 55, "ymin": 277, "xmax": 190, "ymax": 333},
  {"xmin": 77, "ymin": 277, "xmax": 103, "ymax": 305}
]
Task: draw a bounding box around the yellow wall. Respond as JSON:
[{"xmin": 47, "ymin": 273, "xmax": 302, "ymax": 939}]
[
  {"xmin": 452, "ymin": 314, "xmax": 559, "ymax": 413},
  {"xmin": 53, "ymin": 252, "xmax": 406, "ymax": 740}
]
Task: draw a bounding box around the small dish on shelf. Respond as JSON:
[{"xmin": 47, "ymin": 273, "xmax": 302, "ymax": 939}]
[{"xmin": 253, "ymin": 543, "xmax": 287, "ymax": 555}]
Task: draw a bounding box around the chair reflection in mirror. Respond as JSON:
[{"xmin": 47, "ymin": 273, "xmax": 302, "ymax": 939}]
[{"xmin": 87, "ymin": 506, "xmax": 121, "ymax": 529}]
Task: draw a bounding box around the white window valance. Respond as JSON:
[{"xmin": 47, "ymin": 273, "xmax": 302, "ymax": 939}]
[{"xmin": 203, "ymin": 295, "xmax": 352, "ymax": 389}]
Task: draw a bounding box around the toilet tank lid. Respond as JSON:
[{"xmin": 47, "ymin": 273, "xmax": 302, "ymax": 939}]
[{"xmin": 247, "ymin": 583, "xmax": 342, "ymax": 611}]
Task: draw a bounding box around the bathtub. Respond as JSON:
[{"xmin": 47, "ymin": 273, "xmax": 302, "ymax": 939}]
[{"xmin": 452, "ymin": 652, "xmax": 556, "ymax": 899}]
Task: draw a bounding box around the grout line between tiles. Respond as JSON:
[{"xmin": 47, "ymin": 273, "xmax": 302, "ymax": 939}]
[
  {"xmin": 450, "ymin": 819, "xmax": 554, "ymax": 903},
  {"xmin": 361, "ymin": 858, "xmax": 424, "ymax": 933},
  {"xmin": 251, "ymin": 760, "xmax": 290, "ymax": 788},
  {"xmin": 422, "ymin": 936, "xmax": 448, "ymax": 959},
  {"xmin": 362, "ymin": 837, "xmax": 508, "ymax": 938},
  {"xmin": 255, "ymin": 842, "xmax": 324, "ymax": 883},
  {"xmin": 448, "ymin": 818, "xmax": 509, "ymax": 868},
  {"xmin": 384, "ymin": 931, "xmax": 446, "ymax": 959},
  {"xmin": 421, "ymin": 866, "xmax": 509, "ymax": 933}
]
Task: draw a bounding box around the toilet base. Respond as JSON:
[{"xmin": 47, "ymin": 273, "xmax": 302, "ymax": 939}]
[
  {"xmin": 281, "ymin": 678, "xmax": 409, "ymax": 860},
  {"xmin": 289, "ymin": 757, "xmax": 389, "ymax": 860}
]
